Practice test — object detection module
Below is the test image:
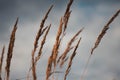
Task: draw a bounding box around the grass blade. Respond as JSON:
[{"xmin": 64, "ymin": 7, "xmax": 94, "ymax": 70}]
[
  {"xmin": 64, "ymin": 38, "xmax": 81, "ymax": 80},
  {"xmin": 0, "ymin": 46, "xmax": 5, "ymax": 80},
  {"xmin": 5, "ymin": 18, "xmax": 18, "ymax": 80}
]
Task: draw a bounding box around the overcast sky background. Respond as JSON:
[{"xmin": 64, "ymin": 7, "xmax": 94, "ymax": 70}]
[{"xmin": 0, "ymin": 0, "xmax": 120, "ymax": 80}]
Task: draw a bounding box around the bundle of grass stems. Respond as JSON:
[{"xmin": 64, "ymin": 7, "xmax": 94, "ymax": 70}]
[{"xmin": 0, "ymin": 0, "xmax": 120, "ymax": 80}]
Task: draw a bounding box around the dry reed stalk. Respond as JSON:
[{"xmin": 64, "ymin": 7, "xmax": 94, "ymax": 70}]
[
  {"xmin": 80, "ymin": 54, "xmax": 91, "ymax": 80},
  {"xmin": 51, "ymin": 0, "xmax": 74, "ymax": 67},
  {"xmin": 46, "ymin": 18, "xmax": 63, "ymax": 80},
  {"xmin": 5, "ymin": 18, "xmax": 18, "ymax": 80},
  {"xmin": 80, "ymin": 9, "xmax": 120, "ymax": 80},
  {"xmin": 0, "ymin": 46, "xmax": 5, "ymax": 80},
  {"xmin": 55, "ymin": 0, "xmax": 74, "ymax": 68},
  {"xmin": 31, "ymin": 5, "xmax": 53, "ymax": 80},
  {"xmin": 54, "ymin": 0, "xmax": 74, "ymax": 68},
  {"xmin": 27, "ymin": 26, "xmax": 48, "ymax": 80},
  {"xmin": 64, "ymin": 0, "xmax": 73, "ymax": 17},
  {"xmin": 46, "ymin": 0, "xmax": 73, "ymax": 76},
  {"xmin": 63, "ymin": 11, "xmax": 71, "ymax": 33},
  {"xmin": 33, "ymin": 5, "xmax": 53, "ymax": 51},
  {"xmin": 52, "ymin": 18, "xmax": 63, "ymax": 67},
  {"xmin": 35, "ymin": 24, "xmax": 51, "ymax": 63},
  {"xmin": 91, "ymin": 9, "xmax": 120, "ymax": 54},
  {"xmin": 27, "ymin": 25, "xmax": 51, "ymax": 80},
  {"xmin": 46, "ymin": 56, "xmax": 52, "ymax": 80},
  {"xmin": 64, "ymin": 38, "xmax": 81, "ymax": 80},
  {"xmin": 63, "ymin": 0, "xmax": 73, "ymax": 32},
  {"xmin": 57, "ymin": 28, "xmax": 83, "ymax": 67}
]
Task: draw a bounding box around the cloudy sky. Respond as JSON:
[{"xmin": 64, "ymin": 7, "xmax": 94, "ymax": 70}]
[{"xmin": 0, "ymin": 0, "xmax": 120, "ymax": 80}]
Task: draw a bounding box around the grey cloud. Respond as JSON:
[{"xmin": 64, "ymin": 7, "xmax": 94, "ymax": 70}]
[
  {"xmin": 0, "ymin": 0, "xmax": 68, "ymax": 43},
  {"xmin": 78, "ymin": 0, "xmax": 120, "ymax": 6},
  {"xmin": 1, "ymin": 0, "xmax": 120, "ymax": 41},
  {"xmin": 0, "ymin": 0, "xmax": 120, "ymax": 80}
]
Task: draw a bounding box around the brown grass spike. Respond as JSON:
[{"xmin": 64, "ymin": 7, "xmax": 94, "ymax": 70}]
[
  {"xmin": 31, "ymin": 5, "xmax": 53, "ymax": 80},
  {"xmin": 46, "ymin": 18, "xmax": 63, "ymax": 80},
  {"xmin": 33, "ymin": 5, "xmax": 53, "ymax": 51},
  {"xmin": 35, "ymin": 24, "xmax": 51, "ymax": 63},
  {"xmin": 46, "ymin": 56, "xmax": 52, "ymax": 80},
  {"xmin": 64, "ymin": 38, "xmax": 81, "ymax": 80},
  {"xmin": 5, "ymin": 18, "xmax": 18, "ymax": 80},
  {"xmin": 0, "ymin": 46, "xmax": 5, "ymax": 80},
  {"xmin": 91, "ymin": 9, "xmax": 120, "ymax": 54},
  {"xmin": 81, "ymin": 9, "xmax": 120, "ymax": 80},
  {"xmin": 27, "ymin": 25, "xmax": 51, "ymax": 80},
  {"xmin": 52, "ymin": 18, "xmax": 63, "ymax": 67},
  {"xmin": 56, "ymin": 0, "xmax": 74, "ymax": 67},
  {"xmin": 63, "ymin": 0, "xmax": 73, "ymax": 32},
  {"xmin": 58, "ymin": 28, "xmax": 83, "ymax": 67}
]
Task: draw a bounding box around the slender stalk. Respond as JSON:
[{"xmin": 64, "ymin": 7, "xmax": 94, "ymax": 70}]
[
  {"xmin": 63, "ymin": 0, "xmax": 73, "ymax": 32},
  {"xmin": 31, "ymin": 5, "xmax": 53, "ymax": 80},
  {"xmin": 5, "ymin": 18, "xmax": 18, "ymax": 80},
  {"xmin": 57, "ymin": 28, "xmax": 83, "ymax": 67},
  {"xmin": 80, "ymin": 9, "xmax": 120, "ymax": 80},
  {"xmin": 46, "ymin": 18, "xmax": 63, "ymax": 80},
  {"xmin": 52, "ymin": 18, "xmax": 63, "ymax": 67},
  {"xmin": 64, "ymin": 38, "xmax": 81, "ymax": 80},
  {"xmin": 35, "ymin": 24, "xmax": 51, "ymax": 63},
  {"xmin": 80, "ymin": 54, "xmax": 91, "ymax": 80},
  {"xmin": 0, "ymin": 46, "xmax": 5, "ymax": 80},
  {"xmin": 46, "ymin": 56, "xmax": 52, "ymax": 80},
  {"xmin": 91, "ymin": 9, "xmax": 120, "ymax": 54}
]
